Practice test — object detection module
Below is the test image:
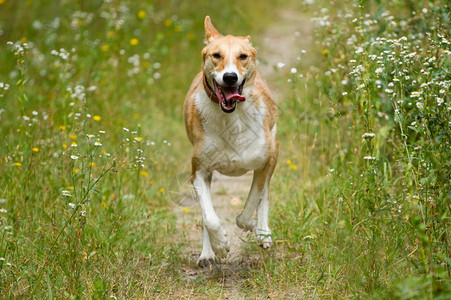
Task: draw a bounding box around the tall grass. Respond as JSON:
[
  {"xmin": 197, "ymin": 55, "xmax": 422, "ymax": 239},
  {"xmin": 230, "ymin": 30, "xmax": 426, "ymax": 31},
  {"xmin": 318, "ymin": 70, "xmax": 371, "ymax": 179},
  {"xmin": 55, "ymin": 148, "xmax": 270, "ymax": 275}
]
[{"xmin": 0, "ymin": 0, "xmax": 449, "ymax": 298}]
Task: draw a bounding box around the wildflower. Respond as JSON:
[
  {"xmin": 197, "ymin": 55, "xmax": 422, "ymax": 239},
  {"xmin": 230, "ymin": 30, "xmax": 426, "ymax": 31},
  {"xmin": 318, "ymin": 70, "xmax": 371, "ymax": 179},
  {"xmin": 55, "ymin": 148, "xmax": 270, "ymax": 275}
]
[
  {"xmin": 363, "ymin": 156, "xmax": 376, "ymax": 160},
  {"xmin": 140, "ymin": 170, "xmax": 148, "ymax": 177},
  {"xmin": 0, "ymin": 208, "xmax": 7, "ymax": 213},
  {"xmin": 62, "ymin": 190, "xmax": 72, "ymax": 197},
  {"xmin": 32, "ymin": 147, "xmax": 39, "ymax": 152},
  {"xmin": 410, "ymin": 91, "xmax": 421, "ymax": 98},
  {"xmin": 439, "ymin": 89, "xmax": 446, "ymax": 94},
  {"xmin": 68, "ymin": 202, "xmax": 76, "ymax": 209},
  {"xmin": 101, "ymin": 44, "xmax": 109, "ymax": 52},
  {"xmin": 89, "ymin": 162, "xmax": 95, "ymax": 167},
  {"xmin": 71, "ymin": 142, "xmax": 77, "ymax": 147},
  {"xmin": 87, "ymin": 134, "xmax": 95, "ymax": 139},
  {"xmin": 159, "ymin": 188, "xmax": 164, "ymax": 193},
  {"xmin": 63, "ymin": 144, "xmax": 68, "ymax": 149},
  {"xmin": 362, "ymin": 132, "xmax": 376, "ymax": 138},
  {"xmin": 130, "ymin": 38, "xmax": 139, "ymax": 46},
  {"xmin": 385, "ymin": 89, "xmax": 393, "ymax": 94},
  {"xmin": 375, "ymin": 67, "xmax": 383, "ymax": 75},
  {"xmin": 70, "ymin": 135, "xmax": 77, "ymax": 140},
  {"xmin": 290, "ymin": 67, "xmax": 297, "ymax": 74},
  {"xmin": 437, "ymin": 98, "xmax": 444, "ymax": 105},
  {"xmin": 70, "ymin": 155, "xmax": 79, "ymax": 160},
  {"xmin": 338, "ymin": 197, "xmax": 343, "ymax": 202},
  {"xmin": 99, "ymin": 130, "xmax": 106, "ymax": 134},
  {"xmin": 14, "ymin": 162, "xmax": 21, "ymax": 167},
  {"xmin": 93, "ymin": 115, "xmax": 101, "ymax": 121},
  {"xmin": 94, "ymin": 141, "xmax": 102, "ymax": 146},
  {"xmin": 164, "ymin": 19, "xmax": 172, "ymax": 27},
  {"xmin": 183, "ymin": 207, "xmax": 189, "ymax": 213},
  {"xmin": 342, "ymin": 92, "xmax": 348, "ymax": 96},
  {"xmin": 123, "ymin": 127, "xmax": 129, "ymax": 132},
  {"xmin": 138, "ymin": 10, "xmax": 146, "ymax": 19},
  {"xmin": 290, "ymin": 165, "xmax": 298, "ymax": 170},
  {"xmin": 321, "ymin": 49, "xmax": 328, "ymax": 55},
  {"xmin": 73, "ymin": 169, "xmax": 79, "ymax": 174},
  {"xmin": 0, "ymin": 257, "xmax": 5, "ymax": 261},
  {"xmin": 134, "ymin": 137, "xmax": 143, "ymax": 142},
  {"xmin": 277, "ymin": 62, "xmax": 285, "ymax": 69},
  {"xmin": 416, "ymin": 102, "xmax": 424, "ymax": 109},
  {"xmin": 150, "ymin": 180, "xmax": 155, "ymax": 185}
]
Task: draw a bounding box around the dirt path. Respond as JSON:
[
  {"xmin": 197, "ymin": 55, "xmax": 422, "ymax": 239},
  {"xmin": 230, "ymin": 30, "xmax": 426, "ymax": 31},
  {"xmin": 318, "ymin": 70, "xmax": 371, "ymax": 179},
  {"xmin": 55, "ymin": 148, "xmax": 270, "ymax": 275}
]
[{"xmin": 174, "ymin": 8, "xmax": 313, "ymax": 285}]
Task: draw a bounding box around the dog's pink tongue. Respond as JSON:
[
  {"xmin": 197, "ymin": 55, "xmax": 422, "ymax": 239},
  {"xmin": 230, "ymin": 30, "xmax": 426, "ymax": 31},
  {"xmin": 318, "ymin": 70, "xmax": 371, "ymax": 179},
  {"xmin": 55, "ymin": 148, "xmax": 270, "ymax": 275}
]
[{"xmin": 223, "ymin": 87, "xmax": 246, "ymax": 102}]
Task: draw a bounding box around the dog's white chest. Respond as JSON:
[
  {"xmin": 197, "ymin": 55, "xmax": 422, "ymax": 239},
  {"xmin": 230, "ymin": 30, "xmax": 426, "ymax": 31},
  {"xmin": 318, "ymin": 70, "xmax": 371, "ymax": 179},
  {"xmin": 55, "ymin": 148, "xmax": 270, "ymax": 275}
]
[{"xmin": 196, "ymin": 92, "xmax": 267, "ymax": 175}]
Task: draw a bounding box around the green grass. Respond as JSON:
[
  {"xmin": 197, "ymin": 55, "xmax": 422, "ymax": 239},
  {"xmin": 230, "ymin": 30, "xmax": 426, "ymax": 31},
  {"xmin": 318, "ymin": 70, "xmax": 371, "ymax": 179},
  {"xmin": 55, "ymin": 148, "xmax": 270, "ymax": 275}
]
[{"xmin": 1, "ymin": 0, "xmax": 450, "ymax": 298}]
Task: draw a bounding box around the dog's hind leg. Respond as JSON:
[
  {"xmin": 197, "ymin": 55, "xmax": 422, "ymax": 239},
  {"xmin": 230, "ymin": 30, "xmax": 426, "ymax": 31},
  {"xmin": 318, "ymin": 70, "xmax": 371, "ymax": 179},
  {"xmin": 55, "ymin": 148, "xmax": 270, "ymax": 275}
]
[
  {"xmin": 192, "ymin": 170, "xmax": 230, "ymax": 266},
  {"xmin": 236, "ymin": 156, "xmax": 277, "ymax": 248}
]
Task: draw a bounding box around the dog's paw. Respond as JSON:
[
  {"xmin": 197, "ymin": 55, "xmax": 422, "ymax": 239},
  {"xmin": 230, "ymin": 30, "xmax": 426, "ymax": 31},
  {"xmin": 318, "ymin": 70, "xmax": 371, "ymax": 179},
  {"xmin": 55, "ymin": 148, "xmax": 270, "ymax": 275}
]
[
  {"xmin": 236, "ymin": 214, "xmax": 256, "ymax": 232},
  {"xmin": 208, "ymin": 228, "xmax": 230, "ymax": 259},
  {"xmin": 256, "ymin": 229, "xmax": 272, "ymax": 249},
  {"xmin": 197, "ymin": 256, "xmax": 215, "ymax": 268}
]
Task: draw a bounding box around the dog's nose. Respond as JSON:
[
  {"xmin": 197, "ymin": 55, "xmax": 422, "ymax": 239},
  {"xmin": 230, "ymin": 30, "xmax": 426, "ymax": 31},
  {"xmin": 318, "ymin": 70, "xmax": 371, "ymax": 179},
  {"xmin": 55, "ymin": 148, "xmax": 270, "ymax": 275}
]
[{"xmin": 223, "ymin": 72, "xmax": 238, "ymax": 85}]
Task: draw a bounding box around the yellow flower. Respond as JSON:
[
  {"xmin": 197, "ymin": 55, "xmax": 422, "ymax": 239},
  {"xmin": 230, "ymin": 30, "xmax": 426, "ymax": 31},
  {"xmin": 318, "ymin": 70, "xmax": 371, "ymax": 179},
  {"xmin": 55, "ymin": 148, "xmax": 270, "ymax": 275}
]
[
  {"xmin": 71, "ymin": 142, "xmax": 77, "ymax": 147},
  {"xmin": 164, "ymin": 19, "xmax": 172, "ymax": 27},
  {"xmin": 70, "ymin": 135, "xmax": 77, "ymax": 140},
  {"xmin": 73, "ymin": 169, "xmax": 79, "ymax": 174},
  {"xmin": 0, "ymin": 0, "xmax": 5, "ymax": 5},
  {"xmin": 14, "ymin": 162, "xmax": 22, "ymax": 167},
  {"xmin": 63, "ymin": 143, "xmax": 68, "ymax": 149},
  {"xmin": 150, "ymin": 180, "xmax": 155, "ymax": 185},
  {"xmin": 20, "ymin": 36, "xmax": 27, "ymax": 43},
  {"xmin": 69, "ymin": 186, "xmax": 74, "ymax": 190},
  {"xmin": 32, "ymin": 147, "xmax": 39, "ymax": 152},
  {"xmin": 133, "ymin": 113, "xmax": 140, "ymax": 119},
  {"xmin": 286, "ymin": 160, "xmax": 292, "ymax": 165},
  {"xmin": 187, "ymin": 33, "xmax": 195, "ymax": 41},
  {"xmin": 183, "ymin": 207, "xmax": 189, "ymax": 213},
  {"xmin": 93, "ymin": 115, "xmax": 101, "ymax": 121},
  {"xmin": 322, "ymin": 49, "xmax": 328, "ymax": 55},
  {"xmin": 130, "ymin": 38, "xmax": 139, "ymax": 46},
  {"xmin": 159, "ymin": 188, "xmax": 164, "ymax": 193},
  {"xmin": 290, "ymin": 165, "xmax": 298, "ymax": 170},
  {"xmin": 174, "ymin": 25, "xmax": 182, "ymax": 32},
  {"xmin": 101, "ymin": 200, "xmax": 107, "ymax": 209},
  {"xmin": 134, "ymin": 136, "xmax": 142, "ymax": 142},
  {"xmin": 140, "ymin": 170, "xmax": 148, "ymax": 177},
  {"xmin": 138, "ymin": 10, "xmax": 146, "ymax": 19},
  {"xmin": 59, "ymin": 125, "xmax": 66, "ymax": 130},
  {"xmin": 101, "ymin": 44, "xmax": 109, "ymax": 52},
  {"xmin": 89, "ymin": 162, "xmax": 95, "ymax": 167},
  {"xmin": 106, "ymin": 31, "xmax": 114, "ymax": 39}
]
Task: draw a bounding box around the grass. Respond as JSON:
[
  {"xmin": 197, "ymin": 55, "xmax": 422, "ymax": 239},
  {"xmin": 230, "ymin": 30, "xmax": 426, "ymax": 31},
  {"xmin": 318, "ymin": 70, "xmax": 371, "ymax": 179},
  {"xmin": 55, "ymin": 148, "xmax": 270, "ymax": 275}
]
[{"xmin": 0, "ymin": 0, "xmax": 450, "ymax": 298}]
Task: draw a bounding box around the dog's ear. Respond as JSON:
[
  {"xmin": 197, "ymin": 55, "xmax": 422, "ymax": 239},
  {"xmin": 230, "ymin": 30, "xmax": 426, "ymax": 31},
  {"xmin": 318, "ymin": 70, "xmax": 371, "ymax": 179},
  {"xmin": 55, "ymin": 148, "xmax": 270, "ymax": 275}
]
[
  {"xmin": 204, "ymin": 16, "xmax": 221, "ymax": 43},
  {"xmin": 245, "ymin": 35, "xmax": 252, "ymax": 43}
]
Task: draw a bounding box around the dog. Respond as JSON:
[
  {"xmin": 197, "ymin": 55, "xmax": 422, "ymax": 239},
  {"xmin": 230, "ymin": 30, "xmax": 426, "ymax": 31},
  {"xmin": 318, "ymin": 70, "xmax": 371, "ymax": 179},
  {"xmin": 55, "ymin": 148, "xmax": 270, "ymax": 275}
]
[{"xmin": 184, "ymin": 16, "xmax": 278, "ymax": 267}]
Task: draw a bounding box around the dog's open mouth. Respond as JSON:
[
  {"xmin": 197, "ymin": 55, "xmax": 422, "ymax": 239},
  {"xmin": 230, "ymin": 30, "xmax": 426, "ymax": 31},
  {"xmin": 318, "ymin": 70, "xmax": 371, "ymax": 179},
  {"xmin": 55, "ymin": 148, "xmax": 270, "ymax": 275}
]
[{"xmin": 213, "ymin": 80, "xmax": 246, "ymax": 113}]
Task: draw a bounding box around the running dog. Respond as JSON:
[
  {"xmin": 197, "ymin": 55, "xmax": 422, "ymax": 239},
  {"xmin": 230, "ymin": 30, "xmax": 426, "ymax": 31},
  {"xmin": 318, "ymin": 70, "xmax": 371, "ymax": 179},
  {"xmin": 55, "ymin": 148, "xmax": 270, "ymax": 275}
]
[{"xmin": 184, "ymin": 16, "xmax": 278, "ymax": 267}]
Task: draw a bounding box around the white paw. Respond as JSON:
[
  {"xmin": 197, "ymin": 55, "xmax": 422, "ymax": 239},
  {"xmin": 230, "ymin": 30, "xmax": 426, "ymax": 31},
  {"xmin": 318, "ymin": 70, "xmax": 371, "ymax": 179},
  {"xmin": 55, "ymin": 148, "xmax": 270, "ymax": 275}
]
[
  {"xmin": 205, "ymin": 221, "xmax": 230, "ymax": 259},
  {"xmin": 236, "ymin": 214, "xmax": 256, "ymax": 232},
  {"xmin": 197, "ymin": 255, "xmax": 215, "ymax": 268},
  {"xmin": 256, "ymin": 229, "xmax": 272, "ymax": 249},
  {"xmin": 209, "ymin": 230, "xmax": 230, "ymax": 259}
]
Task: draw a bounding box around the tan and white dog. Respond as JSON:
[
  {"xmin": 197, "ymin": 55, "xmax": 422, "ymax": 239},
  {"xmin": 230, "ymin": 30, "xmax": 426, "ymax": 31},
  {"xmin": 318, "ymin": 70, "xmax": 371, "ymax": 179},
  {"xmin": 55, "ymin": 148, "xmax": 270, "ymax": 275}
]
[{"xmin": 184, "ymin": 16, "xmax": 278, "ymax": 267}]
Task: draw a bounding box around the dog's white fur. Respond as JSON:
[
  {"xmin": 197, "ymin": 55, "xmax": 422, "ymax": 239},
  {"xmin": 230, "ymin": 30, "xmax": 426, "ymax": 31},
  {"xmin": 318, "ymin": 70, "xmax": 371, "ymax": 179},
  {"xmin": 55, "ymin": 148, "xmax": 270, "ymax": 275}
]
[{"xmin": 184, "ymin": 16, "xmax": 278, "ymax": 267}]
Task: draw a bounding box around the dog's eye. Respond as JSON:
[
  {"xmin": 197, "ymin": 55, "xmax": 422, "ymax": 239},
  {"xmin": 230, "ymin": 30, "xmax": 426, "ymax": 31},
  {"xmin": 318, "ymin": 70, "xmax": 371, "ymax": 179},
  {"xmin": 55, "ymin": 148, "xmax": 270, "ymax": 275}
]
[
  {"xmin": 212, "ymin": 53, "xmax": 221, "ymax": 59},
  {"xmin": 239, "ymin": 54, "xmax": 248, "ymax": 60}
]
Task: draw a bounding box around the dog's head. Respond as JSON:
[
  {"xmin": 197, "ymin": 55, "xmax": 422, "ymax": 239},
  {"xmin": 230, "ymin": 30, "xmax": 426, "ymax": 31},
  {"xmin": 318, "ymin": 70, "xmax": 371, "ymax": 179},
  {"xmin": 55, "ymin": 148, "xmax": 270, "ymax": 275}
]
[{"xmin": 202, "ymin": 16, "xmax": 257, "ymax": 113}]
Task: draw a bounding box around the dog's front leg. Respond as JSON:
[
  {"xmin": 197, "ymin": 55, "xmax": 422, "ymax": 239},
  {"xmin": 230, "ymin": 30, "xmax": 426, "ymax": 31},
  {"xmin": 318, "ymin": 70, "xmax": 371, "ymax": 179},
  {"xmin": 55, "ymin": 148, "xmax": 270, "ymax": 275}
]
[
  {"xmin": 193, "ymin": 170, "xmax": 230, "ymax": 266},
  {"xmin": 236, "ymin": 157, "xmax": 276, "ymax": 248}
]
